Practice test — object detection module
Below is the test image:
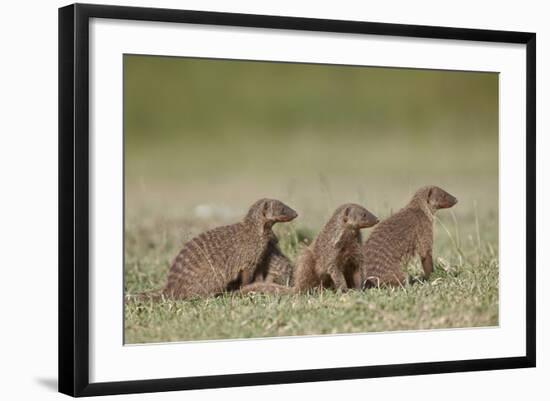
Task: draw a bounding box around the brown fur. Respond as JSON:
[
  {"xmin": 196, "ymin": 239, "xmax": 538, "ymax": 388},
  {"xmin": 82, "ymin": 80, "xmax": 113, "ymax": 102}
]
[
  {"xmin": 162, "ymin": 199, "xmax": 297, "ymax": 299},
  {"xmin": 252, "ymin": 239, "xmax": 294, "ymax": 286},
  {"xmin": 294, "ymin": 204, "xmax": 378, "ymax": 292},
  {"xmin": 362, "ymin": 186, "xmax": 457, "ymax": 287},
  {"xmin": 223, "ymin": 238, "xmax": 295, "ymax": 295}
]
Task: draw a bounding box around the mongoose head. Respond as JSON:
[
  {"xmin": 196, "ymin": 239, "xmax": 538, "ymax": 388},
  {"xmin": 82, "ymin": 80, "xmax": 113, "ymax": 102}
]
[
  {"xmin": 245, "ymin": 199, "xmax": 298, "ymax": 227},
  {"xmin": 337, "ymin": 203, "xmax": 379, "ymax": 229},
  {"xmin": 416, "ymin": 186, "xmax": 458, "ymax": 213}
]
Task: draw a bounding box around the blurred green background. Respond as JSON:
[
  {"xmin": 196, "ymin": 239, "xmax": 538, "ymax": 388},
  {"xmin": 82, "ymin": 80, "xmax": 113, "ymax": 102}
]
[
  {"xmin": 124, "ymin": 55, "xmax": 498, "ymax": 231},
  {"xmin": 125, "ymin": 56, "xmax": 497, "ymax": 144}
]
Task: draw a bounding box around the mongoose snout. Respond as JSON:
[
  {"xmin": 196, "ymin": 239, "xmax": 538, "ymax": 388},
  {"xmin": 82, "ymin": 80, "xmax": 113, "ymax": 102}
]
[
  {"xmin": 274, "ymin": 204, "xmax": 298, "ymax": 222},
  {"xmin": 245, "ymin": 199, "xmax": 298, "ymax": 229},
  {"xmin": 349, "ymin": 208, "xmax": 379, "ymax": 228},
  {"xmin": 428, "ymin": 186, "xmax": 458, "ymax": 209},
  {"xmin": 333, "ymin": 203, "xmax": 378, "ymax": 246},
  {"xmin": 256, "ymin": 199, "xmax": 298, "ymax": 223}
]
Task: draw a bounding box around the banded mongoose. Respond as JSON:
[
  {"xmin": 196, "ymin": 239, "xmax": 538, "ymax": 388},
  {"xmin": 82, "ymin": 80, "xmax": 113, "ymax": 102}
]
[
  {"xmin": 162, "ymin": 198, "xmax": 298, "ymax": 299},
  {"xmin": 293, "ymin": 204, "xmax": 379, "ymax": 291},
  {"xmin": 362, "ymin": 185, "xmax": 457, "ymax": 287}
]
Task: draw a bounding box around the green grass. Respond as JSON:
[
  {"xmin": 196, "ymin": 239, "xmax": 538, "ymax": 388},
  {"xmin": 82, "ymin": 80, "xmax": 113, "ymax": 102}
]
[
  {"xmin": 125, "ymin": 265, "xmax": 498, "ymax": 344},
  {"xmin": 124, "ymin": 199, "xmax": 499, "ymax": 344}
]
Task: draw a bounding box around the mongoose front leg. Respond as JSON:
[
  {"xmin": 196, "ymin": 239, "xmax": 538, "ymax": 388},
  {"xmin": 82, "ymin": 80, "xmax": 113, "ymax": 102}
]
[
  {"xmin": 421, "ymin": 250, "xmax": 433, "ymax": 278},
  {"xmin": 328, "ymin": 264, "xmax": 348, "ymax": 291}
]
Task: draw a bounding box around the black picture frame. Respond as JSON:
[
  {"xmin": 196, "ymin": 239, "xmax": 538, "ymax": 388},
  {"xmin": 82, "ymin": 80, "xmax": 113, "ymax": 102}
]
[{"xmin": 58, "ymin": 3, "xmax": 536, "ymax": 397}]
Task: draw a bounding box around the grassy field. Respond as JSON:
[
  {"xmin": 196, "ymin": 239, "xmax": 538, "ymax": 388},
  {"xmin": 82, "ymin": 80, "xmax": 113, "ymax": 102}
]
[
  {"xmin": 125, "ymin": 246, "xmax": 498, "ymax": 344},
  {"xmin": 124, "ymin": 171, "xmax": 499, "ymax": 344},
  {"xmin": 123, "ymin": 56, "xmax": 498, "ymax": 344}
]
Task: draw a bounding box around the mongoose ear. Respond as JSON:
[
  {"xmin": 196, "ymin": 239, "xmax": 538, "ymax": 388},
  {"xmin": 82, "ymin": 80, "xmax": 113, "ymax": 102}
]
[
  {"xmin": 427, "ymin": 187, "xmax": 434, "ymax": 204},
  {"xmin": 262, "ymin": 200, "xmax": 270, "ymax": 218},
  {"xmin": 342, "ymin": 206, "xmax": 351, "ymax": 223}
]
